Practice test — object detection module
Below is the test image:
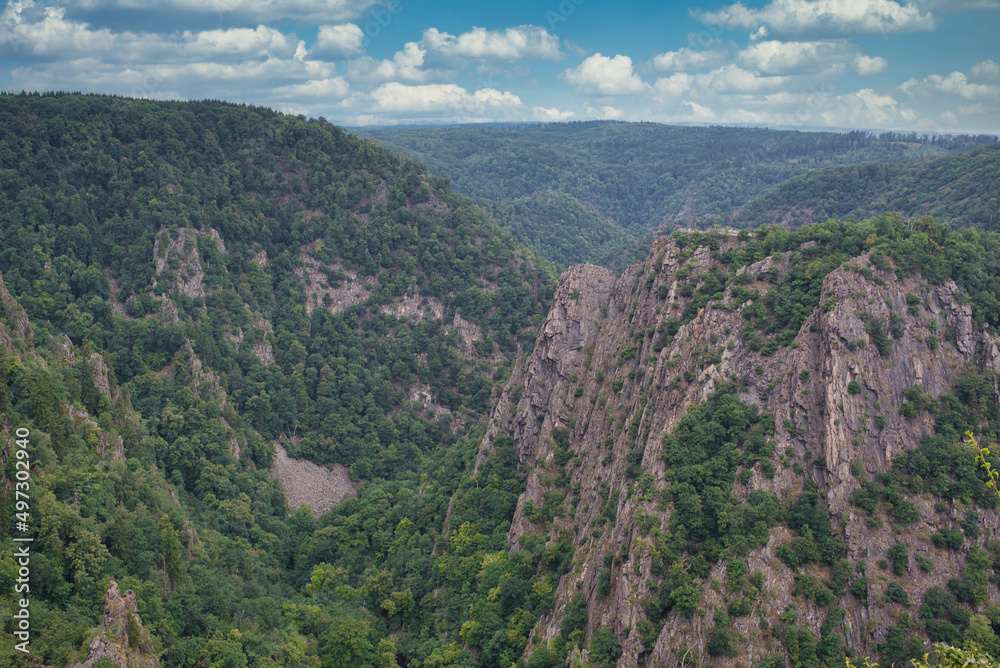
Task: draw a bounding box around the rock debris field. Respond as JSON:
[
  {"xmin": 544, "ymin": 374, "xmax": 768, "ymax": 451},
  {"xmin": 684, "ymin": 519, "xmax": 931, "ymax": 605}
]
[{"xmin": 270, "ymin": 443, "xmax": 356, "ymax": 518}]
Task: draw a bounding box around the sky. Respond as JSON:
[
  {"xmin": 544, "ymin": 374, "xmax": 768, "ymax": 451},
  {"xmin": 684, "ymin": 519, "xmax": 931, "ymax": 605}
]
[{"xmin": 0, "ymin": 0, "xmax": 998, "ymax": 133}]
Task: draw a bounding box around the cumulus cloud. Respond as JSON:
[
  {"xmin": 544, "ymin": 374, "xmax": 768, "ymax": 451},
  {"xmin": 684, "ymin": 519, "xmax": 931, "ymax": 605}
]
[
  {"xmin": 582, "ymin": 104, "xmax": 624, "ymax": 120},
  {"xmin": 901, "ymin": 70, "xmax": 1000, "ymax": 100},
  {"xmin": 62, "ymin": 0, "xmax": 379, "ymax": 23},
  {"xmin": 653, "ymin": 73, "xmax": 694, "ymax": 97},
  {"xmin": 532, "ymin": 106, "xmax": 576, "ymax": 121},
  {"xmin": 347, "ymin": 25, "xmax": 561, "ymax": 85},
  {"xmin": 421, "ymin": 25, "xmax": 562, "ymax": 62},
  {"xmin": 273, "ymin": 77, "xmax": 350, "ymax": 99},
  {"xmin": 692, "ymin": 0, "xmax": 936, "ymax": 37},
  {"xmin": 650, "ymin": 46, "xmax": 731, "ymax": 72},
  {"xmin": 695, "ymin": 64, "xmax": 791, "ymax": 93},
  {"xmin": 369, "ymin": 82, "xmax": 525, "ymax": 121},
  {"xmin": 348, "ymin": 42, "xmax": 430, "ymax": 83},
  {"xmin": 971, "ymin": 59, "xmax": 1000, "ymax": 80},
  {"xmin": 852, "ymin": 54, "xmax": 887, "ymax": 76},
  {"xmin": 312, "ymin": 24, "xmax": 365, "ymax": 58},
  {"xmin": 821, "ymin": 88, "xmax": 919, "ymax": 127},
  {"xmin": 0, "ymin": 3, "xmax": 301, "ymax": 63},
  {"xmin": 737, "ymin": 39, "xmax": 858, "ymax": 74},
  {"xmin": 561, "ymin": 53, "xmax": 649, "ymax": 95}
]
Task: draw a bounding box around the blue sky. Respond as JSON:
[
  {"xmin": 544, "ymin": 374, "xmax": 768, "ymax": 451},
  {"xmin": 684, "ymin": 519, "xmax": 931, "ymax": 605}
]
[{"xmin": 1, "ymin": 0, "xmax": 998, "ymax": 132}]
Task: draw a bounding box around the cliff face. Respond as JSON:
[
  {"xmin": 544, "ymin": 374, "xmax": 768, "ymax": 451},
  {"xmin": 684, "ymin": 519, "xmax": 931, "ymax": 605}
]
[
  {"xmin": 479, "ymin": 234, "xmax": 1000, "ymax": 666},
  {"xmin": 74, "ymin": 581, "xmax": 159, "ymax": 668}
]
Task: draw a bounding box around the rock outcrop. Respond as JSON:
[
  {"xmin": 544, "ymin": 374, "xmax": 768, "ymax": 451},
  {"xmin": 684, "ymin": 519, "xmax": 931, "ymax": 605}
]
[
  {"xmin": 479, "ymin": 234, "xmax": 1000, "ymax": 667},
  {"xmin": 74, "ymin": 581, "xmax": 159, "ymax": 668}
]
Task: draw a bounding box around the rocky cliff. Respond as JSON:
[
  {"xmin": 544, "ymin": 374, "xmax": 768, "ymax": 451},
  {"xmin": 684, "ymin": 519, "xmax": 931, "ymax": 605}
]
[
  {"xmin": 74, "ymin": 581, "xmax": 159, "ymax": 668},
  {"xmin": 479, "ymin": 232, "xmax": 1000, "ymax": 666}
]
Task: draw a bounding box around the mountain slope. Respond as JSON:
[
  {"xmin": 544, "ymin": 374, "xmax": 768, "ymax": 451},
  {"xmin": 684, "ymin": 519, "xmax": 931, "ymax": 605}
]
[
  {"xmin": 360, "ymin": 123, "xmax": 998, "ymax": 267},
  {"xmin": 737, "ymin": 143, "xmax": 1000, "ymax": 230},
  {"xmin": 478, "ymin": 216, "xmax": 1000, "ymax": 667},
  {"xmin": 0, "ymin": 92, "xmax": 555, "ymax": 667}
]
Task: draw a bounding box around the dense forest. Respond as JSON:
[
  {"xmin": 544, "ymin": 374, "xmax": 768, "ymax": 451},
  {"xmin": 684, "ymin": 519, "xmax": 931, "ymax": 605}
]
[
  {"xmin": 0, "ymin": 94, "xmax": 998, "ymax": 668},
  {"xmin": 736, "ymin": 143, "xmax": 1000, "ymax": 230},
  {"xmin": 0, "ymin": 92, "xmax": 555, "ymax": 667},
  {"xmin": 359, "ymin": 122, "xmax": 997, "ymax": 268}
]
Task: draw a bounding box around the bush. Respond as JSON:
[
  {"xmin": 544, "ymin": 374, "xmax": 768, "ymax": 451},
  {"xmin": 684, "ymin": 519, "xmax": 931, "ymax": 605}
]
[
  {"xmin": 850, "ymin": 577, "xmax": 868, "ymax": 603},
  {"xmin": 848, "ymin": 380, "xmax": 862, "ymax": 395},
  {"xmin": 888, "ymin": 542, "xmax": 908, "ymax": 575},
  {"xmin": 886, "ymin": 582, "xmax": 910, "ymax": 604},
  {"xmin": 932, "ymin": 529, "xmax": 964, "ymax": 550},
  {"xmin": 560, "ymin": 593, "xmax": 588, "ymax": 641},
  {"xmin": 590, "ymin": 628, "xmax": 622, "ymax": 668},
  {"xmin": 707, "ymin": 613, "xmax": 737, "ymax": 657}
]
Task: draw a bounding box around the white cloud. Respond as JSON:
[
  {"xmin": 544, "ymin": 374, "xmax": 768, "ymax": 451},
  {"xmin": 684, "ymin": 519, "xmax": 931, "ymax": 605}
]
[
  {"xmin": 821, "ymin": 88, "xmax": 919, "ymax": 127},
  {"xmin": 958, "ymin": 102, "xmax": 987, "ymax": 115},
  {"xmin": 180, "ymin": 25, "xmax": 300, "ymax": 61},
  {"xmin": 561, "ymin": 53, "xmax": 649, "ymax": 95},
  {"xmin": 902, "ymin": 70, "xmax": 1000, "ymax": 100},
  {"xmin": 692, "ymin": 0, "xmax": 936, "ymax": 37},
  {"xmin": 922, "ymin": 0, "xmax": 1000, "ymax": 11},
  {"xmin": 349, "ymin": 42, "xmax": 430, "ymax": 83},
  {"xmin": 532, "ymin": 106, "xmax": 575, "ymax": 121},
  {"xmin": 653, "ymin": 73, "xmax": 694, "ymax": 97},
  {"xmin": 695, "ymin": 64, "xmax": 791, "ymax": 93},
  {"xmin": 650, "ymin": 47, "xmax": 731, "ymax": 72},
  {"xmin": 313, "ymin": 24, "xmax": 365, "ymax": 58},
  {"xmin": 273, "ymin": 77, "xmax": 350, "ymax": 99},
  {"xmin": 66, "ymin": 0, "xmax": 379, "ymax": 23},
  {"xmin": 583, "ymin": 104, "xmax": 624, "ymax": 120},
  {"xmin": 369, "ymin": 82, "xmax": 525, "ymax": 121},
  {"xmin": 971, "ymin": 59, "xmax": 1000, "ymax": 80},
  {"xmin": 1, "ymin": 3, "xmax": 115, "ymax": 59},
  {"xmin": 421, "ymin": 25, "xmax": 562, "ymax": 62},
  {"xmin": 346, "ymin": 25, "xmax": 560, "ymax": 85},
  {"xmin": 0, "ymin": 3, "xmax": 302, "ymax": 63},
  {"xmin": 852, "ymin": 54, "xmax": 887, "ymax": 76},
  {"xmin": 737, "ymin": 39, "xmax": 857, "ymax": 74}
]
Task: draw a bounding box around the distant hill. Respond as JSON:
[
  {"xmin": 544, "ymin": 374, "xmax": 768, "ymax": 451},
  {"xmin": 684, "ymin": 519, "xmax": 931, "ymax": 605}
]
[
  {"xmin": 736, "ymin": 142, "xmax": 1000, "ymax": 230},
  {"xmin": 361, "ymin": 122, "xmax": 996, "ymax": 267}
]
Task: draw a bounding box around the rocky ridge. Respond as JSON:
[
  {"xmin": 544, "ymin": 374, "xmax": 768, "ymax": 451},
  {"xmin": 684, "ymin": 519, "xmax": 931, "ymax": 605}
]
[
  {"xmin": 479, "ymin": 234, "xmax": 1000, "ymax": 667},
  {"xmin": 73, "ymin": 581, "xmax": 159, "ymax": 668}
]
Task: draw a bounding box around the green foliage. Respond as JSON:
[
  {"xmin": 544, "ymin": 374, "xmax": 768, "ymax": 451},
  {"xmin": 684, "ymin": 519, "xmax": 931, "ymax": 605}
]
[
  {"xmin": 363, "ymin": 123, "xmax": 995, "ymax": 260},
  {"xmin": 0, "ymin": 93, "xmax": 558, "ymax": 668},
  {"xmin": 589, "ymin": 628, "xmax": 623, "ymax": 668},
  {"xmin": 649, "ymin": 385, "xmax": 781, "ymax": 629},
  {"xmin": 865, "ymin": 315, "xmax": 893, "ymax": 357},
  {"xmin": 739, "ymin": 143, "xmax": 1000, "ymax": 231},
  {"xmin": 886, "ymin": 582, "xmax": 910, "ymax": 605},
  {"xmin": 848, "ymin": 381, "xmax": 862, "ymax": 395},
  {"xmin": 888, "ymin": 542, "xmax": 909, "ymax": 576},
  {"xmin": 560, "ymin": 593, "xmax": 588, "ymax": 642},
  {"xmin": 707, "ymin": 613, "xmax": 737, "ymax": 657}
]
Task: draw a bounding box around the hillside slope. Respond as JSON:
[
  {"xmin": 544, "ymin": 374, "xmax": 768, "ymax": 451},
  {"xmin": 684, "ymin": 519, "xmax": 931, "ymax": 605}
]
[
  {"xmin": 737, "ymin": 143, "xmax": 1000, "ymax": 230},
  {"xmin": 361, "ymin": 123, "xmax": 998, "ymax": 268},
  {"xmin": 478, "ymin": 217, "xmax": 1000, "ymax": 667},
  {"xmin": 0, "ymin": 92, "xmax": 555, "ymax": 667}
]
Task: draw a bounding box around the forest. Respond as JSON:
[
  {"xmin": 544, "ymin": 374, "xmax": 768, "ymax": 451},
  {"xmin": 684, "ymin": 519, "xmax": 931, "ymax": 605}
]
[
  {"xmin": 360, "ymin": 122, "xmax": 998, "ymax": 269},
  {"xmin": 0, "ymin": 93, "xmax": 998, "ymax": 668},
  {"xmin": 737, "ymin": 143, "xmax": 1000, "ymax": 230}
]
